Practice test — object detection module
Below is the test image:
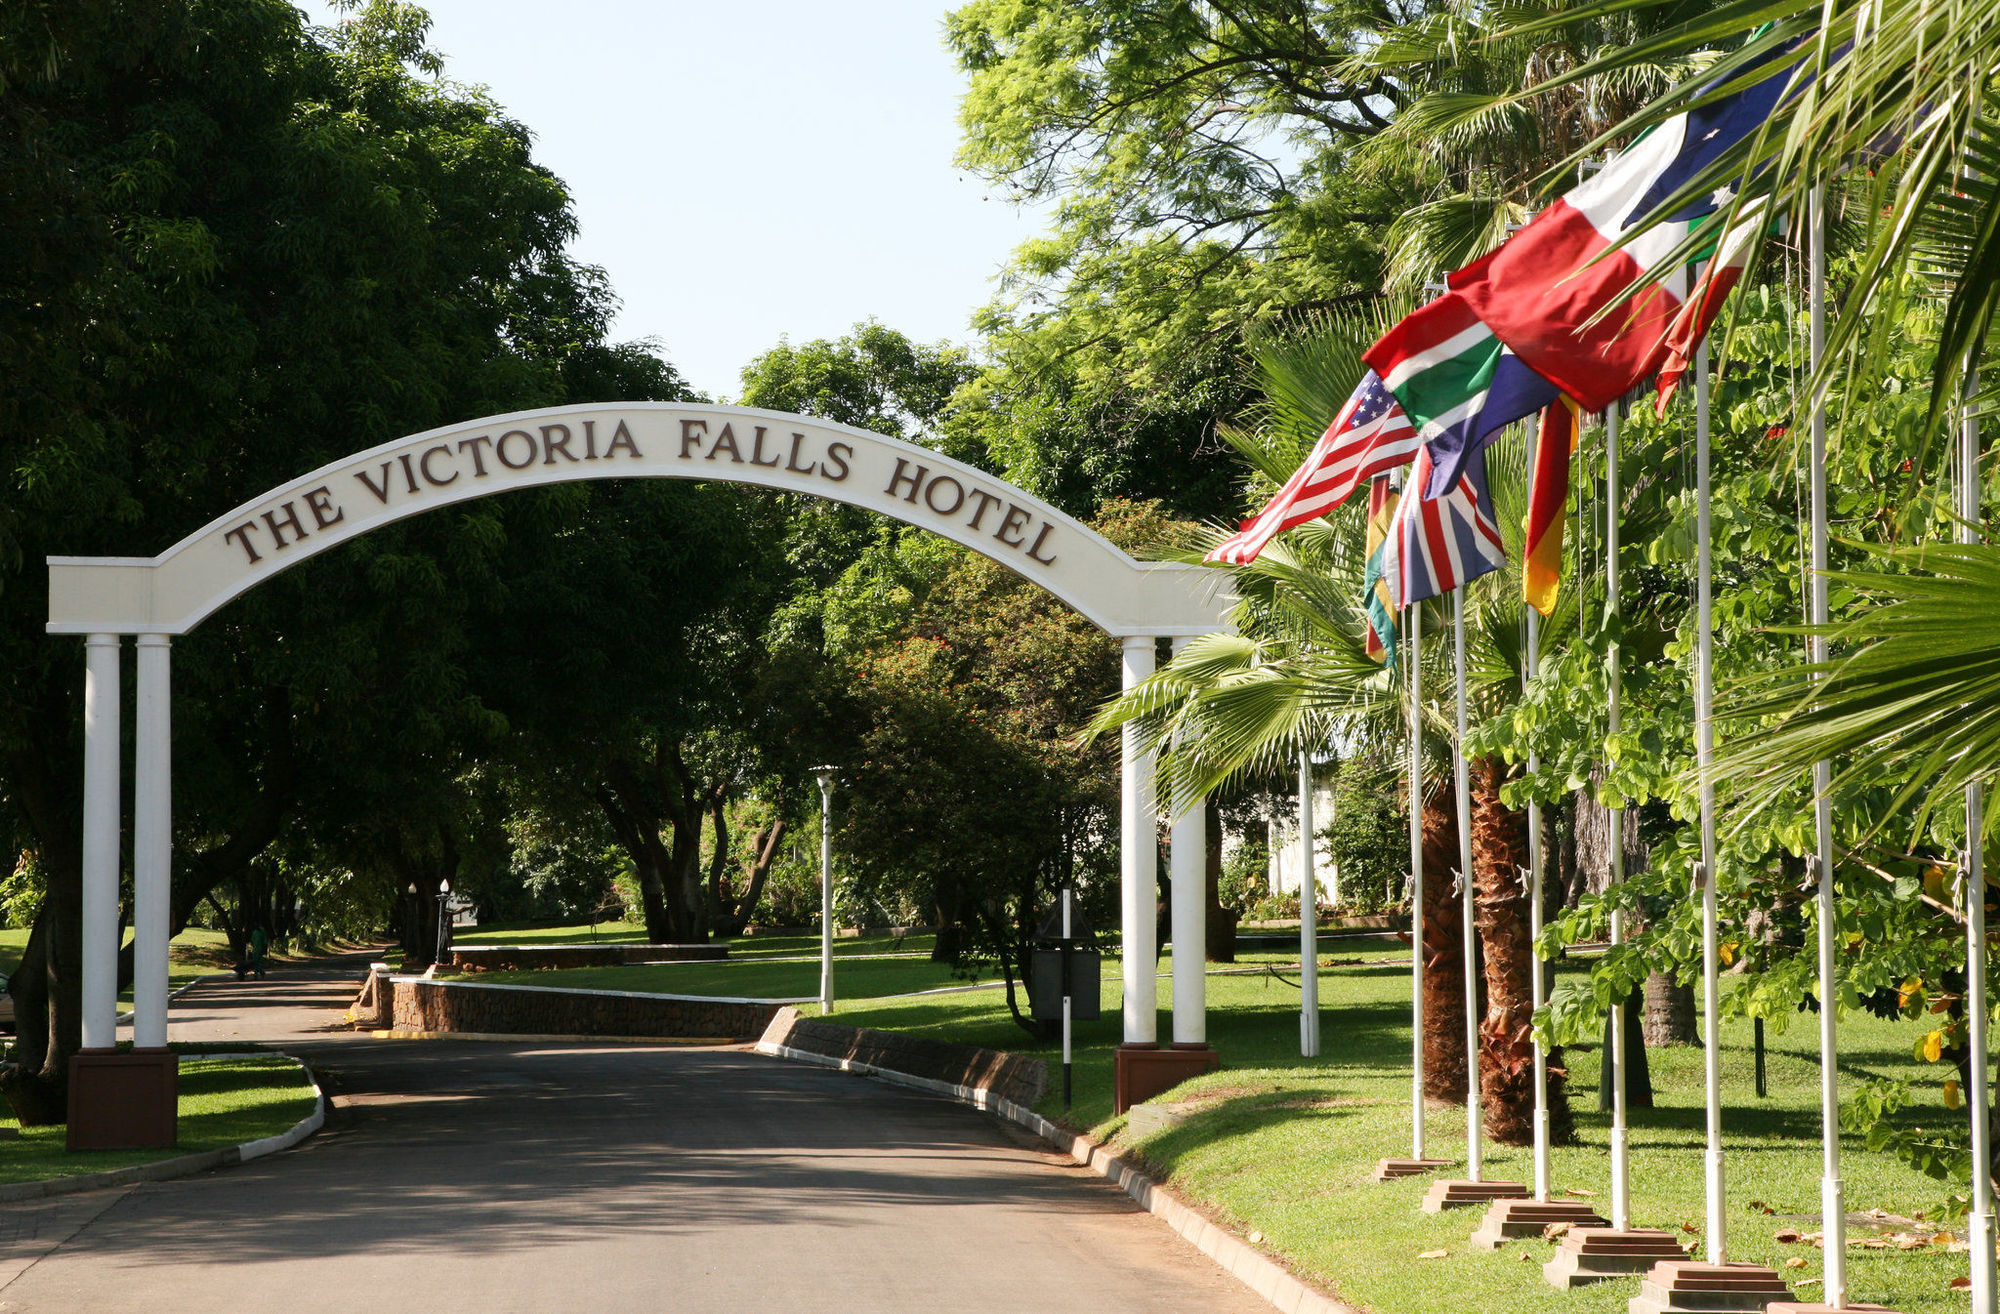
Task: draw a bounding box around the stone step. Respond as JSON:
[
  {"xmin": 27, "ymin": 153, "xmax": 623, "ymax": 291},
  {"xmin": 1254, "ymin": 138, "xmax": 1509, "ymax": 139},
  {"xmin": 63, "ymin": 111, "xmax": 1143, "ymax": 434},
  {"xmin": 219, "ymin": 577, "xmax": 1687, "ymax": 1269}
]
[
  {"xmin": 1421, "ymin": 1178, "xmax": 1529, "ymax": 1213},
  {"xmin": 1765, "ymin": 1304, "xmax": 1899, "ymax": 1314},
  {"xmin": 1469, "ymin": 1198, "xmax": 1611, "ymax": 1250},
  {"xmin": 1373, "ymin": 1157, "xmax": 1453, "ymax": 1181}
]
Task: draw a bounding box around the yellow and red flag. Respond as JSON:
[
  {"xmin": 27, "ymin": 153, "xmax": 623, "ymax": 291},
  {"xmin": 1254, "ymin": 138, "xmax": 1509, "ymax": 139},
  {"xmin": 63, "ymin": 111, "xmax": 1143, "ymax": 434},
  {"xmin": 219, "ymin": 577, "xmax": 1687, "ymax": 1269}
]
[{"xmin": 1524, "ymin": 397, "xmax": 1580, "ymax": 616}]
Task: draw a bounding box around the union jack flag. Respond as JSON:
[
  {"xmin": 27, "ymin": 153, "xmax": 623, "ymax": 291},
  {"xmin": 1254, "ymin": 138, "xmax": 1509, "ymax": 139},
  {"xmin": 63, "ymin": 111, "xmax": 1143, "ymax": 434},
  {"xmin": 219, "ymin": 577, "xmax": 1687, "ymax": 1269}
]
[
  {"xmin": 1207, "ymin": 370, "xmax": 1419, "ymax": 565},
  {"xmin": 1381, "ymin": 445, "xmax": 1507, "ymax": 606}
]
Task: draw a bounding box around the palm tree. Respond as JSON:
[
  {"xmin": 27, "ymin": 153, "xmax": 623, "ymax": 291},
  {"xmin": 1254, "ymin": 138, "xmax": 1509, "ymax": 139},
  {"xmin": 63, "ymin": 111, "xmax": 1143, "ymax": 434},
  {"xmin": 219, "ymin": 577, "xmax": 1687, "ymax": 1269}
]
[{"xmin": 1094, "ymin": 311, "xmax": 1577, "ymax": 1140}]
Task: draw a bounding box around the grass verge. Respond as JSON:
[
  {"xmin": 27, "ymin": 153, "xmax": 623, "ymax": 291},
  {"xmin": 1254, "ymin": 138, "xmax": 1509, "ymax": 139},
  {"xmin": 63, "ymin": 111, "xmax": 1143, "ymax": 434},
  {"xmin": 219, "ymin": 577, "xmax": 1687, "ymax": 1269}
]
[{"xmin": 0, "ymin": 1053, "xmax": 318, "ymax": 1186}]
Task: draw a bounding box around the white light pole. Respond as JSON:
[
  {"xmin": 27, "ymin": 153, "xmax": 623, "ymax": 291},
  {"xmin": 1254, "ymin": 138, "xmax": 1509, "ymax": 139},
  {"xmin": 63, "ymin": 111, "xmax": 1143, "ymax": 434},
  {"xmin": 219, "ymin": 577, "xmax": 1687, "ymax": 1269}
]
[
  {"xmin": 1299, "ymin": 746, "xmax": 1321, "ymax": 1058},
  {"xmin": 813, "ymin": 766, "xmax": 837, "ymax": 1015},
  {"xmin": 435, "ymin": 877, "xmax": 452, "ymax": 968}
]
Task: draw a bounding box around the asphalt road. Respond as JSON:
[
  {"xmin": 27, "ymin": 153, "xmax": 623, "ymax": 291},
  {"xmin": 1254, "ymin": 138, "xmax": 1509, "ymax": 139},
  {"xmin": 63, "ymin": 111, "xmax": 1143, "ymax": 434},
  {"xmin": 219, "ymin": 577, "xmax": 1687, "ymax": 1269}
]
[{"xmin": 0, "ymin": 953, "xmax": 1269, "ymax": 1314}]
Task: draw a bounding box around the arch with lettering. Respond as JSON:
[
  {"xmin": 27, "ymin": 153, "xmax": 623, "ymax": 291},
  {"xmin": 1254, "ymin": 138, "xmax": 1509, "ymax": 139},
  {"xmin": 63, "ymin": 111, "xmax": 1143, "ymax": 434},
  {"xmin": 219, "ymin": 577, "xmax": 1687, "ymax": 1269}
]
[{"xmin": 46, "ymin": 402, "xmax": 1229, "ymax": 638}]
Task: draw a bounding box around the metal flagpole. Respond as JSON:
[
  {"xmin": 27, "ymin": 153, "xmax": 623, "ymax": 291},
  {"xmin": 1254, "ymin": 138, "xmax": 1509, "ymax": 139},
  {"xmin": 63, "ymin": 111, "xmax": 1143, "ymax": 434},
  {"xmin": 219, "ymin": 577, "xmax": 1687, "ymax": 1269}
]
[
  {"xmin": 1526, "ymin": 553, "xmax": 1550, "ymax": 1199},
  {"xmin": 1962, "ymin": 357, "xmax": 1995, "ymax": 1313},
  {"xmin": 1695, "ymin": 339, "xmax": 1729, "ymax": 1263},
  {"xmin": 1410, "ymin": 600, "xmax": 1429, "ymax": 1161},
  {"xmin": 1454, "ymin": 585, "xmax": 1483, "ymax": 1181},
  {"xmin": 1606, "ymin": 400, "xmax": 1632, "ymax": 1233},
  {"xmin": 1300, "ymin": 746, "xmax": 1321, "ymax": 1058},
  {"xmin": 1807, "ymin": 184, "xmax": 1849, "ymax": 1309}
]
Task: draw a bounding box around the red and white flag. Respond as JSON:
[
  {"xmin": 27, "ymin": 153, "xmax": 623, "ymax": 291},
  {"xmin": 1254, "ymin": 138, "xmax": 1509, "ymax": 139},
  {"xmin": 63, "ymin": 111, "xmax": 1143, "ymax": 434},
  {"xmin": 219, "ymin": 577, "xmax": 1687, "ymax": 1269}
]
[{"xmin": 1207, "ymin": 370, "xmax": 1419, "ymax": 565}]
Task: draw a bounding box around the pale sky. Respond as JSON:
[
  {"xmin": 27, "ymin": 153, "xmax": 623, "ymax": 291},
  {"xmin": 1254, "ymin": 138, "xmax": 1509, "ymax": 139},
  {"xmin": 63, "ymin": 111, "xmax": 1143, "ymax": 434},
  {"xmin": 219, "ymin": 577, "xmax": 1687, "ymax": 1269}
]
[{"xmin": 298, "ymin": 0, "xmax": 1044, "ymax": 398}]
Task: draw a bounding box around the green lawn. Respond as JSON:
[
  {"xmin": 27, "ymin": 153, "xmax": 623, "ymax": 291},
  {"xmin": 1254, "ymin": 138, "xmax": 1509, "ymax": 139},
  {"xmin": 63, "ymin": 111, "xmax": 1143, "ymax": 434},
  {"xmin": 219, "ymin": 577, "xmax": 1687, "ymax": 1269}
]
[
  {"xmin": 0, "ymin": 1052, "xmax": 319, "ymax": 1185},
  {"xmin": 2, "ymin": 925, "xmax": 239, "ymax": 1004},
  {"xmin": 451, "ymin": 920, "xmax": 937, "ymax": 960},
  {"xmin": 455, "ymin": 953, "xmax": 975, "ymax": 1000},
  {"xmin": 824, "ymin": 953, "xmax": 1974, "ymax": 1314}
]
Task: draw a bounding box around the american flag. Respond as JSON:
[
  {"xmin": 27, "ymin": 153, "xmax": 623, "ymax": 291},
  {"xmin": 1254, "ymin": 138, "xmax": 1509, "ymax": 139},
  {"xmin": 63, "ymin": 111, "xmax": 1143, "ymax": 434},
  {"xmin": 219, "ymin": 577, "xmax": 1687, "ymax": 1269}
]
[
  {"xmin": 1381, "ymin": 445, "xmax": 1507, "ymax": 606},
  {"xmin": 1206, "ymin": 370, "xmax": 1420, "ymax": 565}
]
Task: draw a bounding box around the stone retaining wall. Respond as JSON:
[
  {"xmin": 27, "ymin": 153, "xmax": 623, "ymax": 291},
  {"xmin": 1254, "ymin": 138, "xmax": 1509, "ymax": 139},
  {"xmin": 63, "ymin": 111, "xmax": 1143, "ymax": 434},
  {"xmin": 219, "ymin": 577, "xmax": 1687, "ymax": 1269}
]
[
  {"xmin": 444, "ymin": 943, "xmax": 727, "ymax": 972},
  {"xmin": 757, "ymin": 1006, "xmax": 1047, "ymax": 1108},
  {"xmin": 377, "ymin": 976, "xmax": 782, "ymax": 1041}
]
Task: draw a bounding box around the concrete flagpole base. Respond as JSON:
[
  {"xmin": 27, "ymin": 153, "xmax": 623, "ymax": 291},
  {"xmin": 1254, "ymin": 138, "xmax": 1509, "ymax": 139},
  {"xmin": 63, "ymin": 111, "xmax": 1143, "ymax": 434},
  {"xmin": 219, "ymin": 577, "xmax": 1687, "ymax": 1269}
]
[
  {"xmin": 1469, "ymin": 1198, "xmax": 1609, "ymax": 1249},
  {"xmin": 67, "ymin": 1048, "xmax": 178, "ymax": 1151},
  {"xmin": 1626, "ymin": 1261, "xmax": 1793, "ymax": 1313},
  {"xmin": 1374, "ymin": 1157, "xmax": 1453, "ymax": 1181},
  {"xmin": 1543, "ymin": 1227, "xmax": 1691, "ymax": 1287},
  {"xmin": 1421, "ymin": 1177, "xmax": 1527, "ymax": 1212}
]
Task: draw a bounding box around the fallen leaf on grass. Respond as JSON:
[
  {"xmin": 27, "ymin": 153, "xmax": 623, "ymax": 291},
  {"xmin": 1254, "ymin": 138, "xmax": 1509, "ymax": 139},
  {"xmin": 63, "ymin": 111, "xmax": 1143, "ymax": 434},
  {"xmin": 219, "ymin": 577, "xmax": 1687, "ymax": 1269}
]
[
  {"xmin": 1784, "ymin": 1258, "xmax": 1809, "ymax": 1270},
  {"xmin": 1417, "ymin": 1249, "xmax": 1448, "ymax": 1260},
  {"xmin": 1793, "ymin": 1278, "xmax": 1822, "ymax": 1288},
  {"xmin": 1543, "ymin": 1222, "xmax": 1572, "ymax": 1241},
  {"xmin": 1247, "ymin": 1231, "xmax": 1263, "ymax": 1244},
  {"xmin": 1680, "ymin": 1222, "xmax": 1700, "ymax": 1235},
  {"xmin": 1931, "ymin": 1232, "xmax": 1957, "ymax": 1247},
  {"xmin": 1950, "ymin": 1277, "xmax": 1973, "ymax": 1291},
  {"xmin": 1849, "ymin": 1237, "xmax": 1892, "ymax": 1249},
  {"xmin": 1747, "ymin": 1201, "xmax": 1777, "ymax": 1215},
  {"xmin": 1519, "ymin": 1252, "xmax": 1535, "ymax": 1263},
  {"xmin": 1774, "ymin": 1229, "xmax": 1803, "ymax": 1244},
  {"xmin": 1564, "ymin": 1187, "xmax": 1599, "ymax": 1197}
]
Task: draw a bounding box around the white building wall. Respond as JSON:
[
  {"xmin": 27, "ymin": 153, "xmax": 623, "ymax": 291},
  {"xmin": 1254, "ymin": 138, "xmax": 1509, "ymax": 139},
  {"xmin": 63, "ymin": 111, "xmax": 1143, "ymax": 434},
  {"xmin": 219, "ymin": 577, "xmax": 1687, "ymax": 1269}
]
[{"xmin": 1268, "ymin": 781, "xmax": 1339, "ymax": 904}]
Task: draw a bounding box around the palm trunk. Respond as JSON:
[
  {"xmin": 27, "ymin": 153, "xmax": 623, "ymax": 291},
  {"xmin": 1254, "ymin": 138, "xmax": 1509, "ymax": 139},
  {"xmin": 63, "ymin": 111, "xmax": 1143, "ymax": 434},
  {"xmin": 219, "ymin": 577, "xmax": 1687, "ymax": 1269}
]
[
  {"xmin": 1471, "ymin": 755, "xmax": 1574, "ymax": 1145},
  {"xmin": 1419, "ymin": 782, "xmax": 1468, "ymax": 1103}
]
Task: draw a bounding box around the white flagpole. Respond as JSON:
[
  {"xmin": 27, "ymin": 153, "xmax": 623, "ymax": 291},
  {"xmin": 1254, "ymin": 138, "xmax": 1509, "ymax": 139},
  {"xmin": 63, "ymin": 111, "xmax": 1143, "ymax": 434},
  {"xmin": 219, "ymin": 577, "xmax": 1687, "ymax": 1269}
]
[
  {"xmin": 1962, "ymin": 357, "xmax": 1995, "ymax": 1313},
  {"xmin": 1410, "ymin": 599, "xmax": 1429, "ymax": 1162},
  {"xmin": 1695, "ymin": 338, "xmax": 1729, "ymax": 1264},
  {"xmin": 1527, "ymin": 606, "xmax": 1549, "ymax": 1202},
  {"xmin": 1606, "ymin": 400, "xmax": 1632, "ymax": 1233},
  {"xmin": 1806, "ymin": 184, "xmax": 1849, "ymax": 1309},
  {"xmin": 1454, "ymin": 585, "xmax": 1483, "ymax": 1181},
  {"xmin": 1299, "ymin": 746, "xmax": 1321, "ymax": 1058}
]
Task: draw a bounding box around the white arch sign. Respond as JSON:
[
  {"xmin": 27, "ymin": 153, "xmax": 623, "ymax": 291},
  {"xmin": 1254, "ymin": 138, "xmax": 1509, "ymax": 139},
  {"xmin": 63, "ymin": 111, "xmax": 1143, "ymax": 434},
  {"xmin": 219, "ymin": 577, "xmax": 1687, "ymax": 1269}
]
[
  {"xmin": 46, "ymin": 402, "xmax": 1230, "ymax": 638},
  {"xmin": 49, "ymin": 403, "xmax": 1229, "ymax": 1146}
]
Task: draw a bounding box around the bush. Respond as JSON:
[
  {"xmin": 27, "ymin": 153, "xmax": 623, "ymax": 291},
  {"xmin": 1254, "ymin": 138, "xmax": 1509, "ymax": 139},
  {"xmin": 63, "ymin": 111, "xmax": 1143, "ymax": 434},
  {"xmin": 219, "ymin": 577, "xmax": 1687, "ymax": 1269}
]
[{"xmin": 1322, "ymin": 760, "xmax": 1408, "ymax": 913}]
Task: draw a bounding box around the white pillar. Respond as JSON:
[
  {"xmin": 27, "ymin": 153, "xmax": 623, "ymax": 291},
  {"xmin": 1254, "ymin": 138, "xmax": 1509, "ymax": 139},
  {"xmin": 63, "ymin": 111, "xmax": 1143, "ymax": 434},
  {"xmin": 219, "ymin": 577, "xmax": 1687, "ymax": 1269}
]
[
  {"xmin": 1121, "ymin": 636, "xmax": 1159, "ymax": 1045},
  {"xmin": 81, "ymin": 634, "xmax": 122, "ymax": 1052},
  {"xmin": 1298, "ymin": 747, "xmax": 1320, "ymax": 1058},
  {"xmin": 134, "ymin": 635, "xmax": 172, "ymax": 1051},
  {"xmin": 1170, "ymin": 636, "xmax": 1207, "ymax": 1046}
]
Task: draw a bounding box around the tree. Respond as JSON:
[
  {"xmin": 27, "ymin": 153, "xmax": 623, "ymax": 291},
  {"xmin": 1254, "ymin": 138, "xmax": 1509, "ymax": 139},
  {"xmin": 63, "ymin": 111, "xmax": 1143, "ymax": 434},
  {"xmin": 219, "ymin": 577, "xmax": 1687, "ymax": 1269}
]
[{"xmin": 0, "ymin": 0, "xmax": 691, "ymax": 1120}]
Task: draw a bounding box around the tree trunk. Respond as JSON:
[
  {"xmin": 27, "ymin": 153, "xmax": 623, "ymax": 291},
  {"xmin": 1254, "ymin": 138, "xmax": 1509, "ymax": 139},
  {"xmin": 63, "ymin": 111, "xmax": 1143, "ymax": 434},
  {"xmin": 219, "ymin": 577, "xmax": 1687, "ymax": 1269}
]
[
  {"xmin": 1, "ymin": 724, "xmax": 88, "ymax": 1125},
  {"xmin": 1470, "ymin": 756, "xmax": 1534, "ymax": 1144},
  {"xmin": 1418, "ymin": 782, "xmax": 1468, "ymax": 1104},
  {"xmin": 1643, "ymin": 972, "xmax": 1698, "ymax": 1046},
  {"xmin": 714, "ymin": 818, "xmax": 784, "ymax": 938},
  {"xmin": 1204, "ymin": 795, "xmax": 1237, "ymax": 962}
]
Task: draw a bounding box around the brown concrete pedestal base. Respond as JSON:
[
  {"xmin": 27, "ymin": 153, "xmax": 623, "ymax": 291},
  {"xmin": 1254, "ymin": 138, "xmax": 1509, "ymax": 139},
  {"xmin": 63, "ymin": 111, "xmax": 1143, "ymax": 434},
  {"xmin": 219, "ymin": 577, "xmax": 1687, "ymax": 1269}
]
[
  {"xmin": 1469, "ymin": 1198, "xmax": 1611, "ymax": 1249},
  {"xmin": 1112, "ymin": 1043, "xmax": 1220, "ymax": 1114},
  {"xmin": 1543, "ymin": 1228, "xmax": 1690, "ymax": 1287},
  {"xmin": 67, "ymin": 1048, "xmax": 178, "ymax": 1151},
  {"xmin": 1420, "ymin": 1177, "xmax": 1528, "ymax": 1212},
  {"xmin": 1628, "ymin": 1261, "xmax": 1793, "ymax": 1313},
  {"xmin": 1373, "ymin": 1156, "xmax": 1453, "ymax": 1181}
]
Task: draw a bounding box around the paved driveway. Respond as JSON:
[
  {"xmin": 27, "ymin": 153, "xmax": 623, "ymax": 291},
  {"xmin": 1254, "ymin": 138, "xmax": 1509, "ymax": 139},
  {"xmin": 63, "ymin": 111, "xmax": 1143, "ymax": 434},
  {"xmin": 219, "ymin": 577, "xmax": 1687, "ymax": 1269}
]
[{"xmin": 0, "ymin": 954, "xmax": 1269, "ymax": 1314}]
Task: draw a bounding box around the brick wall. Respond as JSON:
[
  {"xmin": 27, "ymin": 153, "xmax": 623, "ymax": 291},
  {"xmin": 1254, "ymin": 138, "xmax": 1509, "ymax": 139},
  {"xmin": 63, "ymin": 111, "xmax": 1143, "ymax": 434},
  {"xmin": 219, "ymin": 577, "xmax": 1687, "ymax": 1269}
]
[
  {"xmin": 758, "ymin": 1006, "xmax": 1047, "ymax": 1108},
  {"xmin": 444, "ymin": 943, "xmax": 728, "ymax": 972},
  {"xmin": 384, "ymin": 977, "xmax": 781, "ymax": 1041}
]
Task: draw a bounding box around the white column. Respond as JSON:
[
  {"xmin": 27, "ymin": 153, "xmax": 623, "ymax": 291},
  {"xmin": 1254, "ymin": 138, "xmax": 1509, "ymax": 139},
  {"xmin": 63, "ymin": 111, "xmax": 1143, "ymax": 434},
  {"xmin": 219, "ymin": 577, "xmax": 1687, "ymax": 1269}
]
[
  {"xmin": 1169, "ymin": 637, "xmax": 1207, "ymax": 1046},
  {"xmin": 81, "ymin": 634, "xmax": 123, "ymax": 1052},
  {"xmin": 134, "ymin": 635, "xmax": 173, "ymax": 1050},
  {"xmin": 1298, "ymin": 747, "xmax": 1320, "ymax": 1058},
  {"xmin": 1121, "ymin": 636, "xmax": 1159, "ymax": 1045}
]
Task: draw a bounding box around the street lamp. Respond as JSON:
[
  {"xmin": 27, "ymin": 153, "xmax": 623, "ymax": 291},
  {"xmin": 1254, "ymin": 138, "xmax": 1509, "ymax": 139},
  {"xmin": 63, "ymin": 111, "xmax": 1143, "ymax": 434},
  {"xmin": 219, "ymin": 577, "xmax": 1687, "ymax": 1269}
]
[
  {"xmin": 811, "ymin": 767, "xmax": 837, "ymax": 1015},
  {"xmin": 435, "ymin": 877, "xmax": 452, "ymax": 968}
]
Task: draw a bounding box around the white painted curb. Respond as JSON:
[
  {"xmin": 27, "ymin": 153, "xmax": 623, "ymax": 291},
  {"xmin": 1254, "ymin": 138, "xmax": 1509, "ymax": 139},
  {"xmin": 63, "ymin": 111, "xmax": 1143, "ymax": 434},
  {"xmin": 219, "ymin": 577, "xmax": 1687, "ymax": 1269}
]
[
  {"xmin": 755, "ymin": 1040, "xmax": 1358, "ymax": 1314},
  {"xmin": 0, "ymin": 1052, "xmax": 325, "ymax": 1201}
]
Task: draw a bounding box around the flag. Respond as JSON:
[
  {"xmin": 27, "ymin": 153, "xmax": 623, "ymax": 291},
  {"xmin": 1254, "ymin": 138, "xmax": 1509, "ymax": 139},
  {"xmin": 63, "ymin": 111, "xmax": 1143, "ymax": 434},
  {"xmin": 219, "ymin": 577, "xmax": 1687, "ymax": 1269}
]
[
  {"xmin": 1653, "ymin": 201, "xmax": 1769, "ymax": 412},
  {"xmin": 1205, "ymin": 370, "xmax": 1419, "ymax": 565},
  {"xmin": 1361, "ymin": 474, "xmax": 1399, "ymax": 665},
  {"xmin": 1524, "ymin": 396, "xmax": 1581, "ymax": 615},
  {"xmin": 1362, "ymin": 292, "xmax": 1561, "ymax": 500},
  {"xmin": 1381, "ymin": 445, "xmax": 1508, "ymax": 607},
  {"xmin": 1448, "ymin": 54, "xmax": 1801, "ymax": 414}
]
